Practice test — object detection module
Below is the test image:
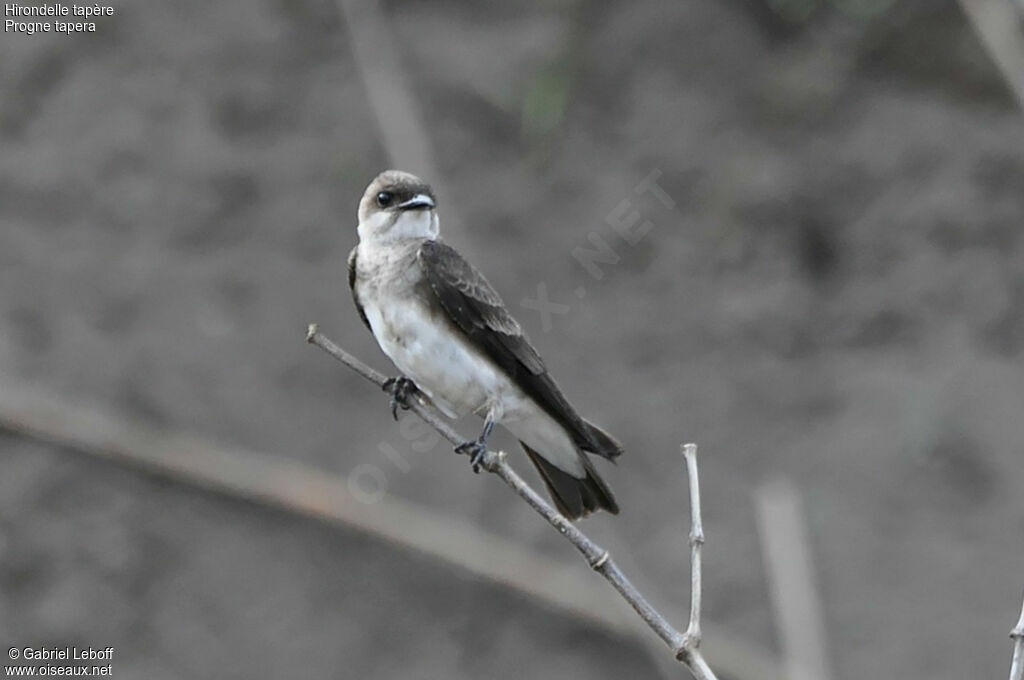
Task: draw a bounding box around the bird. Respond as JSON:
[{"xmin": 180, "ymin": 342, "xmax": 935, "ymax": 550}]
[{"xmin": 347, "ymin": 170, "xmax": 622, "ymax": 519}]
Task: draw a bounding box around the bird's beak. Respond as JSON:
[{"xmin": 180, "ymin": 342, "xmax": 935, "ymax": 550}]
[{"xmin": 397, "ymin": 194, "xmax": 435, "ymax": 211}]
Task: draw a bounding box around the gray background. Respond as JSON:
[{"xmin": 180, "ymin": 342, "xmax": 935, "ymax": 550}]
[{"xmin": 2, "ymin": 0, "xmax": 1024, "ymax": 678}]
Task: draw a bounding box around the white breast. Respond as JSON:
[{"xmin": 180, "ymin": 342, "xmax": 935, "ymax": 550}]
[{"xmin": 363, "ymin": 294, "xmax": 497, "ymax": 418}]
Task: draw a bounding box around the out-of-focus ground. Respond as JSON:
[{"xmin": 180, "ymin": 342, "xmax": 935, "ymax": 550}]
[{"xmin": 2, "ymin": 0, "xmax": 1024, "ymax": 678}]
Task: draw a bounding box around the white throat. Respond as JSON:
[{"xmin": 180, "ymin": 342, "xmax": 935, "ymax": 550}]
[{"xmin": 358, "ymin": 209, "xmax": 439, "ymax": 245}]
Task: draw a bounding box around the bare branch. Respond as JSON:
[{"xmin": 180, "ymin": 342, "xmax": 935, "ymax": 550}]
[
  {"xmin": 1010, "ymin": 593, "xmax": 1024, "ymax": 680},
  {"xmin": 681, "ymin": 443, "xmax": 706, "ymax": 650},
  {"xmin": 307, "ymin": 324, "xmax": 719, "ymax": 679}
]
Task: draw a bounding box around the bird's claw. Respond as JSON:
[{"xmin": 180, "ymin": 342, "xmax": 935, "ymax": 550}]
[
  {"xmin": 455, "ymin": 440, "xmax": 488, "ymax": 473},
  {"xmin": 382, "ymin": 376, "xmax": 415, "ymax": 421}
]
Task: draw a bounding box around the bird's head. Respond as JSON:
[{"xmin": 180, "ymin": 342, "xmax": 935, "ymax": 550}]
[{"xmin": 357, "ymin": 170, "xmax": 439, "ymax": 243}]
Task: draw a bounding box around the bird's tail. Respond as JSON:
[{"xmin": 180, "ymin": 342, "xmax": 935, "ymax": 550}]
[{"xmin": 521, "ymin": 443, "xmax": 619, "ymax": 520}]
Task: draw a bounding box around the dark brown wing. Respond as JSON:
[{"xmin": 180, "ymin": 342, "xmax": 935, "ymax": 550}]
[
  {"xmin": 348, "ymin": 247, "xmax": 371, "ymax": 332},
  {"xmin": 417, "ymin": 240, "xmax": 621, "ymax": 460}
]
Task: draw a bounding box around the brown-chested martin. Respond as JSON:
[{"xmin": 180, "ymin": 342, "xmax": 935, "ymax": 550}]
[{"xmin": 348, "ymin": 170, "xmax": 622, "ymax": 519}]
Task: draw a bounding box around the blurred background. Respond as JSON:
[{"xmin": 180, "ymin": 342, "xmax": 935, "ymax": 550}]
[{"xmin": 2, "ymin": 0, "xmax": 1024, "ymax": 678}]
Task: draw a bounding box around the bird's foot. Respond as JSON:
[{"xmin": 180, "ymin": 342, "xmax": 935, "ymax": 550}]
[
  {"xmin": 455, "ymin": 439, "xmax": 488, "ymax": 473},
  {"xmin": 382, "ymin": 376, "xmax": 415, "ymax": 420}
]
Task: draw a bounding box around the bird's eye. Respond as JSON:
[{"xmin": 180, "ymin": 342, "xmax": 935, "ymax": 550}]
[{"xmin": 376, "ymin": 191, "xmax": 394, "ymax": 208}]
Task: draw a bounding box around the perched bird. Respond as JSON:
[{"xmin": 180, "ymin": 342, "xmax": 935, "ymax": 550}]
[{"xmin": 348, "ymin": 170, "xmax": 621, "ymax": 519}]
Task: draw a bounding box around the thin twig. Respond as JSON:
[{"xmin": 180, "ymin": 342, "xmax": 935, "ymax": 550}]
[
  {"xmin": 681, "ymin": 444, "xmax": 705, "ymax": 650},
  {"xmin": 1010, "ymin": 593, "xmax": 1024, "ymax": 680},
  {"xmin": 307, "ymin": 324, "xmax": 719, "ymax": 679}
]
